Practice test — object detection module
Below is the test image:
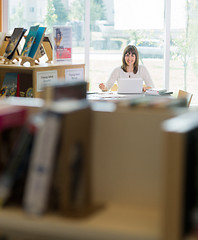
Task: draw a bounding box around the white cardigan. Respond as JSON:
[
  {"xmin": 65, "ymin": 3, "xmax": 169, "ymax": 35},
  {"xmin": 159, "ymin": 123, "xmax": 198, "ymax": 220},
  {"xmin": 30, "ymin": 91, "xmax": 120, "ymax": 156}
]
[{"xmin": 105, "ymin": 65, "xmax": 155, "ymax": 91}]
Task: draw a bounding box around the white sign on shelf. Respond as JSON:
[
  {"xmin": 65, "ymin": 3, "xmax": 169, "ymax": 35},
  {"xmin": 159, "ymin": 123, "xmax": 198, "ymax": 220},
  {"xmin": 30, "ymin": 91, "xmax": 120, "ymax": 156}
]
[
  {"xmin": 37, "ymin": 70, "xmax": 58, "ymax": 92},
  {"xmin": 65, "ymin": 68, "xmax": 84, "ymax": 82}
]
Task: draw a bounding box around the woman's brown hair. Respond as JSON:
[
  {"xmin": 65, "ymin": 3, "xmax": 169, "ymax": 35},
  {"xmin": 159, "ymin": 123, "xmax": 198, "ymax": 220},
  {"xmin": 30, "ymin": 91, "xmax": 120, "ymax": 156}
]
[{"xmin": 121, "ymin": 45, "xmax": 139, "ymax": 74}]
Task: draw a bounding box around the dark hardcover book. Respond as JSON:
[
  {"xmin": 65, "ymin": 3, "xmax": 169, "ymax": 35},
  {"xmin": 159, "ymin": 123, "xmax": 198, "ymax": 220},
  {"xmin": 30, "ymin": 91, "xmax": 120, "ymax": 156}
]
[
  {"xmin": 3, "ymin": 28, "xmax": 26, "ymax": 60},
  {"xmin": 0, "ymin": 125, "xmax": 35, "ymax": 206},
  {"xmin": 0, "ymin": 105, "xmax": 27, "ymax": 180},
  {"xmin": 1, "ymin": 72, "xmax": 19, "ymax": 97},
  {"xmin": 28, "ymin": 27, "xmax": 46, "ymax": 59},
  {"xmin": 44, "ymin": 81, "xmax": 87, "ymax": 102},
  {"xmin": 18, "ymin": 73, "xmax": 33, "ymax": 98},
  {"xmin": 21, "ymin": 25, "xmax": 39, "ymax": 57}
]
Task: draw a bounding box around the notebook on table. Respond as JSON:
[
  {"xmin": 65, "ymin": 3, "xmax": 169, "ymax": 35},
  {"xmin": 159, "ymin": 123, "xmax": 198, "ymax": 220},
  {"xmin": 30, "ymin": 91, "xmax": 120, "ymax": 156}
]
[{"xmin": 117, "ymin": 78, "xmax": 143, "ymax": 94}]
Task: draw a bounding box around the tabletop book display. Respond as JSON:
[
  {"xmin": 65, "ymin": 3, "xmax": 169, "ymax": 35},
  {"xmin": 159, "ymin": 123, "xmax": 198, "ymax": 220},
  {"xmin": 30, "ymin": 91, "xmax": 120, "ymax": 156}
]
[{"xmin": 0, "ymin": 25, "xmax": 47, "ymax": 66}]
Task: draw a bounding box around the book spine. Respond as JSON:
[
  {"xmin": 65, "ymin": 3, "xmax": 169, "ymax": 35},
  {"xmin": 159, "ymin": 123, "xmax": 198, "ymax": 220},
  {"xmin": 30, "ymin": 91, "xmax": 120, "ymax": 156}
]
[
  {"xmin": 23, "ymin": 112, "xmax": 61, "ymax": 215},
  {"xmin": 16, "ymin": 73, "xmax": 20, "ymax": 97}
]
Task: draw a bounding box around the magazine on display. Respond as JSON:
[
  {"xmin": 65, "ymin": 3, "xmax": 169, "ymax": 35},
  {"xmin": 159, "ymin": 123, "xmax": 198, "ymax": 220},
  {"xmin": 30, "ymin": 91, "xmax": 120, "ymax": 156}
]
[{"xmin": 53, "ymin": 26, "xmax": 72, "ymax": 62}]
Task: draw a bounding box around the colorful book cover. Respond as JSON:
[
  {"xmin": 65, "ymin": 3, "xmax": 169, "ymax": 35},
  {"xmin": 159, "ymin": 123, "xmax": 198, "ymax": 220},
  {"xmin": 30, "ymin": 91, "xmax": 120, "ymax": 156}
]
[
  {"xmin": 53, "ymin": 26, "xmax": 72, "ymax": 62},
  {"xmin": 1, "ymin": 72, "xmax": 20, "ymax": 97},
  {"xmin": 21, "ymin": 25, "xmax": 40, "ymax": 57},
  {"xmin": 3, "ymin": 28, "xmax": 26, "ymax": 60},
  {"xmin": 28, "ymin": 27, "xmax": 46, "ymax": 59}
]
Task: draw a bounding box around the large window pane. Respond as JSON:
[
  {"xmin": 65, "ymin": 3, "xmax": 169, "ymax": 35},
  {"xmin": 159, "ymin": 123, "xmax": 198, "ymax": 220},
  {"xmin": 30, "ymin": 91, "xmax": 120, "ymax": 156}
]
[
  {"xmin": 89, "ymin": 0, "xmax": 165, "ymax": 91},
  {"xmin": 170, "ymin": 0, "xmax": 198, "ymax": 105}
]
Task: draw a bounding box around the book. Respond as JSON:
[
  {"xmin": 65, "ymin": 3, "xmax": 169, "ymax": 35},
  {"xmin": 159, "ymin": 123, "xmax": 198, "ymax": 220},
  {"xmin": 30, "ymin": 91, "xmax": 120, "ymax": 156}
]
[
  {"xmin": 23, "ymin": 111, "xmax": 61, "ymax": 215},
  {"xmin": 42, "ymin": 35, "xmax": 53, "ymax": 62},
  {"xmin": 0, "ymin": 124, "xmax": 35, "ymax": 207},
  {"xmin": 21, "ymin": 25, "xmax": 40, "ymax": 57},
  {"xmin": 0, "ymin": 105, "xmax": 27, "ymax": 177},
  {"xmin": 44, "ymin": 80, "xmax": 87, "ymax": 102},
  {"xmin": 53, "ymin": 26, "xmax": 72, "ymax": 62},
  {"xmin": 28, "ymin": 27, "xmax": 46, "ymax": 59},
  {"xmin": 1, "ymin": 72, "xmax": 20, "ymax": 97},
  {"xmin": 3, "ymin": 28, "xmax": 26, "ymax": 60},
  {"xmin": 18, "ymin": 73, "xmax": 33, "ymax": 98}
]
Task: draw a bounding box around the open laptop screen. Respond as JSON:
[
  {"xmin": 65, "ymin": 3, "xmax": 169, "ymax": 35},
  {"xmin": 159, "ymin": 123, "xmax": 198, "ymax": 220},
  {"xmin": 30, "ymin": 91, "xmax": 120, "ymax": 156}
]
[{"xmin": 117, "ymin": 78, "xmax": 143, "ymax": 94}]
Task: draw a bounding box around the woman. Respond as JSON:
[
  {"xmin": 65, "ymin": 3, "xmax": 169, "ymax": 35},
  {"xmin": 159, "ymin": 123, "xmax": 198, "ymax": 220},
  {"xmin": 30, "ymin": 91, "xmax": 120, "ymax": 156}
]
[{"xmin": 99, "ymin": 45, "xmax": 155, "ymax": 92}]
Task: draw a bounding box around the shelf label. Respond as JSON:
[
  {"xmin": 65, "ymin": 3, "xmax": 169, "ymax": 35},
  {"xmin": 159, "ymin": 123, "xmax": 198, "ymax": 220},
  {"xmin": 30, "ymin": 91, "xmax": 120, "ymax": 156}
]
[
  {"xmin": 37, "ymin": 70, "xmax": 58, "ymax": 92},
  {"xmin": 65, "ymin": 68, "xmax": 84, "ymax": 82}
]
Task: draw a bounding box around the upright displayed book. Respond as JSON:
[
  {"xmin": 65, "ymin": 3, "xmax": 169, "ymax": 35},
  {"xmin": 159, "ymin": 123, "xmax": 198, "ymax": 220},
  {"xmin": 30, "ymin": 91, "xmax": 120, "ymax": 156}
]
[
  {"xmin": 21, "ymin": 25, "xmax": 40, "ymax": 57},
  {"xmin": 42, "ymin": 35, "xmax": 53, "ymax": 62},
  {"xmin": 20, "ymin": 25, "xmax": 46, "ymax": 66},
  {"xmin": 28, "ymin": 26, "xmax": 46, "ymax": 59},
  {"xmin": 53, "ymin": 26, "xmax": 72, "ymax": 62},
  {"xmin": 3, "ymin": 28, "xmax": 26, "ymax": 61}
]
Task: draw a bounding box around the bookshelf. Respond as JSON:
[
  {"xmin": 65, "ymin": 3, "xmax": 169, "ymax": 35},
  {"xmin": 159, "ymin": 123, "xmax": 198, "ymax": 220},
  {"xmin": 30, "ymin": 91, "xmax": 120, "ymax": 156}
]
[
  {"xmin": 0, "ymin": 62, "xmax": 85, "ymax": 98},
  {"xmin": 0, "ymin": 99, "xmax": 196, "ymax": 240}
]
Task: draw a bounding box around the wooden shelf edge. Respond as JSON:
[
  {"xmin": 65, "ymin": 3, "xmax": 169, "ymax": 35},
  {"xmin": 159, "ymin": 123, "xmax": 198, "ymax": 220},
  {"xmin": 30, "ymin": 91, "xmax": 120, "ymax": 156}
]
[{"xmin": 0, "ymin": 204, "xmax": 161, "ymax": 240}]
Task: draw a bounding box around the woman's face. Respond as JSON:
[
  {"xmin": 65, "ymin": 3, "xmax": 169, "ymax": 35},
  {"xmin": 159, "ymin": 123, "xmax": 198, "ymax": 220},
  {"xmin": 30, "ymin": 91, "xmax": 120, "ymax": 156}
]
[{"xmin": 125, "ymin": 52, "xmax": 136, "ymax": 66}]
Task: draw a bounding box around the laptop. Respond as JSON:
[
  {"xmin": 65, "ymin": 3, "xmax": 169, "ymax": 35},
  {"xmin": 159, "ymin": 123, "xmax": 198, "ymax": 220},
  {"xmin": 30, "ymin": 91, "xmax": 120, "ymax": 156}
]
[{"xmin": 117, "ymin": 78, "xmax": 143, "ymax": 94}]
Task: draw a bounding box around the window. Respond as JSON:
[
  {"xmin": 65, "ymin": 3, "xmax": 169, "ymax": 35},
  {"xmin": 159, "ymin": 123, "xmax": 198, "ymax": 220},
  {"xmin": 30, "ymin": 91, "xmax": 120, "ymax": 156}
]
[
  {"xmin": 170, "ymin": 0, "xmax": 198, "ymax": 105},
  {"xmin": 90, "ymin": 0, "xmax": 165, "ymax": 91}
]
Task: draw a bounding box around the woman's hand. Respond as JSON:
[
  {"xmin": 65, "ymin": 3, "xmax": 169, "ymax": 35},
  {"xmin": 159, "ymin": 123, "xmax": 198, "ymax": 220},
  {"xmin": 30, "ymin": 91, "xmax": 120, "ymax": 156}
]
[
  {"xmin": 142, "ymin": 86, "xmax": 152, "ymax": 92},
  {"xmin": 99, "ymin": 83, "xmax": 108, "ymax": 92}
]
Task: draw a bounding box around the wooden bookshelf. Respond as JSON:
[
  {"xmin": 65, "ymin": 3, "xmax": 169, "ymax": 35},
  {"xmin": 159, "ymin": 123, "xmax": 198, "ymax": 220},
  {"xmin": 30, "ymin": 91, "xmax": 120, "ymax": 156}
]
[
  {"xmin": 0, "ymin": 100, "xmax": 195, "ymax": 240},
  {"xmin": 0, "ymin": 62, "xmax": 85, "ymax": 98}
]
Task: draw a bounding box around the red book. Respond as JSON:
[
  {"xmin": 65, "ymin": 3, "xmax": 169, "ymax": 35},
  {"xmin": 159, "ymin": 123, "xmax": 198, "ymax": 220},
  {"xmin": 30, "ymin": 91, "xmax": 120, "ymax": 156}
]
[{"xmin": 0, "ymin": 105, "xmax": 27, "ymax": 130}]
